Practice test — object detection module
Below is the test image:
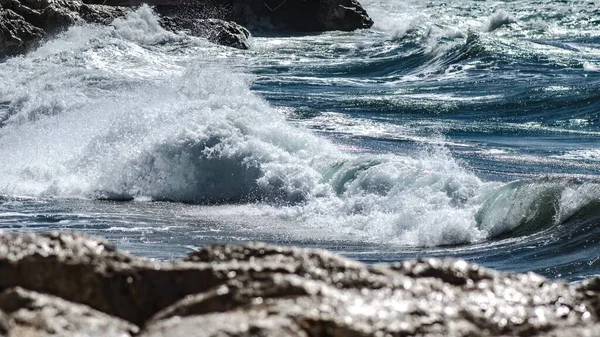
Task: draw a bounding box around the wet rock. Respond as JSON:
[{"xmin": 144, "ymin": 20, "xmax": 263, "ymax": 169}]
[
  {"xmin": 0, "ymin": 0, "xmax": 247, "ymax": 56},
  {"xmin": 89, "ymin": 0, "xmax": 374, "ymax": 32},
  {"xmin": 0, "ymin": 233, "xmax": 600, "ymax": 336},
  {"xmin": 316, "ymin": 0, "xmax": 374, "ymax": 31},
  {"xmin": 224, "ymin": 0, "xmax": 374, "ymax": 32},
  {"xmin": 0, "ymin": 287, "xmax": 138, "ymax": 336},
  {"xmin": 1, "ymin": 0, "xmax": 373, "ymax": 56},
  {"xmin": 0, "ymin": 6, "xmax": 44, "ymax": 56},
  {"xmin": 160, "ymin": 17, "xmax": 250, "ymax": 49},
  {"xmin": 0, "ymin": 0, "xmax": 129, "ymax": 56}
]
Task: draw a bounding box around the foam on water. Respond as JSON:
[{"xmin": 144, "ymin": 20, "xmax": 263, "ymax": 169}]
[{"xmin": 0, "ymin": 6, "xmax": 598, "ymax": 249}]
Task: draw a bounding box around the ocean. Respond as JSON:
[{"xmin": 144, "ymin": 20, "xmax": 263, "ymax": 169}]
[{"xmin": 0, "ymin": 0, "xmax": 599, "ymax": 282}]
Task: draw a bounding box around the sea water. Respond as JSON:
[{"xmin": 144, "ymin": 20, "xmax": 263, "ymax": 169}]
[{"xmin": 0, "ymin": 0, "xmax": 599, "ymax": 281}]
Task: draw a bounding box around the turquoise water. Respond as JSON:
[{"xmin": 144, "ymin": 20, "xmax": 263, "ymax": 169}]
[{"xmin": 0, "ymin": 1, "xmax": 599, "ymax": 281}]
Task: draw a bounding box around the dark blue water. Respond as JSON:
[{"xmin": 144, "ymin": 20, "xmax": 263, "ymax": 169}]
[{"xmin": 0, "ymin": 1, "xmax": 599, "ymax": 281}]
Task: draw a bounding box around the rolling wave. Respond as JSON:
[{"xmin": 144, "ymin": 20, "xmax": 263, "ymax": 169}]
[{"xmin": 476, "ymin": 179, "xmax": 600, "ymax": 238}]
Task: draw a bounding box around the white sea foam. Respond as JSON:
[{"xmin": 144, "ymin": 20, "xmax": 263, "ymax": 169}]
[
  {"xmin": 486, "ymin": 10, "xmax": 516, "ymax": 32},
  {"xmin": 1, "ymin": 6, "xmax": 597, "ymax": 248}
]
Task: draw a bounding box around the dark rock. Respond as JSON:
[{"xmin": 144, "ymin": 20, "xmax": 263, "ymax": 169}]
[
  {"xmin": 160, "ymin": 17, "xmax": 250, "ymax": 49},
  {"xmin": 1, "ymin": 233, "xmax": 600, "ymax": 336},
  {"xmin": 0, "ymin": 0, "xmax": 248, "ymax": 57},
  {"xmin": 88, "ymin": 0, "xmax": 374, "ymax": 32},
  {"xmin": 0, "ymin": 7, "xmax": 44, "ymax": 56},
  {"xmin": 222, "ymin": 0, "xmax": 374, "ymax": 32},
  {"xmin": 0, "ymin": 0, "xmax": 129, "ymax": 56},
  {"xmin": 1, "ymin": 0, "xmax": 373, "ymax": 56},
  {"xmin": 316, "ymin": 0, "xmax": 374, "ymax": 31},
  {"xmin": 0, "ymin": 287, "xmax": 139, "ymax": 336}
]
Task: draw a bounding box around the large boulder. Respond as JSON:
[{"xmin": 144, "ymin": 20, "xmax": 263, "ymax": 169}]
[{"xmin": 0, "ymin": 232, "xmax": 600, "ymax": 336}]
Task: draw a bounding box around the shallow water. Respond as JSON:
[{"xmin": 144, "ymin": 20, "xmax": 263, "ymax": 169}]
[{"xmin": 1, "ymin": 0, "xmax": 599, "ymax": 281}]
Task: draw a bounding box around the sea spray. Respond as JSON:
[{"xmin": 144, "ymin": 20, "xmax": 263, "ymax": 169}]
[{"xmin": 0, "ymin": 4, "xmax": 599, "ymax": 252}]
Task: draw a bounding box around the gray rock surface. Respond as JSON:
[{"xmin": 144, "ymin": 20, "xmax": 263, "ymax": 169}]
[
  {"xmin": 0, "ymin": 231, "xmax": 223, "ymax": 325},
  {"xmin": 0, "ymin": 232, "xmax": 600, "ymax": 336},
  {"xmin": 0, "ymin": 287, "xmax": 138, "ymax": 336}
]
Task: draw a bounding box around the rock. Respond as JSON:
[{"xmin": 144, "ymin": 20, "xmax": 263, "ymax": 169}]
[
  {"xmin": 222, "ymin": 0, "xmax": 374, "ymax": 32},
  {"xmin": 0, "ymin": 231, "xmax": 223, "ymax": 325},
  {"xmin": 0, "ymin": 0, "xmax": 247, "ymax": 56},
  {"xmin": 142, "ymin": 244, "xmax": 600, "ymax": 337},
  {"xmin": 316, "ymin": 0, "xmax": 375, "ymax": 31},
  {"xmin": 160, "ymin": 17, "xmax": 250, "ymax": 49},
  {"xmin": 0, "ymin": 287, "xmax": 138, "ymax": 336},
  {"xmin": 1, "ymin": 233, "xmax": 600, "ymax": 336},
  {"xmin": 0, "ymin": 0, "xmax": 129, "ymax": 56},
  {"xmin": 1, "ymin": 0, "xmax": 373, "ymax": 56},
  {"xmin": 143, "ymin": 313, "xmax": 308, "ymax": 337},
  {"xmin": 91, "ymin": 0, "xmax": 374, "ymax": 32},
  {"xmin": 0, "ymin": 6, "xmax": 45, "ymax": 56}
]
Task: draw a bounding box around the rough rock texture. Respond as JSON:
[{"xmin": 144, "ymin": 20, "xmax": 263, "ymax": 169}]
[
  {"xmin": 0, "ymin": 6, "xmax": 43, "ymax": 56},
  {"xmin": 160, "ymin": 17, "xmax": 250, "ymax": 49},
  {"xmin": 0, "ymin": 232, "xmax": 223, "ymax": 325},
  {"xmin": 87, "ymin": 0, "xmax": 374, "ymax": 32},
  {"xmin": 1, "ymin": 0, "xmax": 373, "ymax": 55},
  {"xmin": 0, "ymin": 0, "xmax": 129, "ymax": 56},
  {"xmin": 0, "ymin": 0, "xmax": 249, "ymax": 57},
  {"xmin": 155, "ymin": 0, "xmax": 374, "ymax": 32},
  {"xmin": 0, "ymin": 287, "xmax": 138, "ymax": 336},
  {"xmin": 1, "ymin": 232, "xmax": 600, "ymax": 336}
]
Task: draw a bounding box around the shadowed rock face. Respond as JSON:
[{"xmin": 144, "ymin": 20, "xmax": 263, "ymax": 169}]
[
  {"xmin": 85, "ymin": 0, "xmax": 375, "ymax": 32},
  {"xmin": 0, "ymin": 0, "xmax": 129, "ymax": 56},
  {"xmin": 0, "ymin": 0, "xmax": 250, "ymax": 56},
  {"xmin": 1, "ymin": 0, "xmax": 373, "ymax": 56},
  {"xmin": 0, "ymin": 232, "xmax": 599, "ymax": 336},
  {"xmin": 223, "ymin": 0, "xmax": 374, "ymax": 32}
]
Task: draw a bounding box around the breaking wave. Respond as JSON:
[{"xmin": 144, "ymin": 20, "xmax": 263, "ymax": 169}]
[{"xmin": 0, "ymin": 6, "xmax": 599, "ymax": 248}]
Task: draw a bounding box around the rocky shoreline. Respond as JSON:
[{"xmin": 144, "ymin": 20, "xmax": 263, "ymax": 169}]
[
  {"xmin": 0, "ymin": 0, "xmax": 374, "ymax": 56},
  {"xmin": 0, "ymin": 231, "xmax": 598, "ymax": 336}
]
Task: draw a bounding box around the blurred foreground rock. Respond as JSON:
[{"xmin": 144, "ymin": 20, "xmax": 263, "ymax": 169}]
[{"xmin": 0, "ymin": 231, "xmax": 599, "ymax": 336}]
